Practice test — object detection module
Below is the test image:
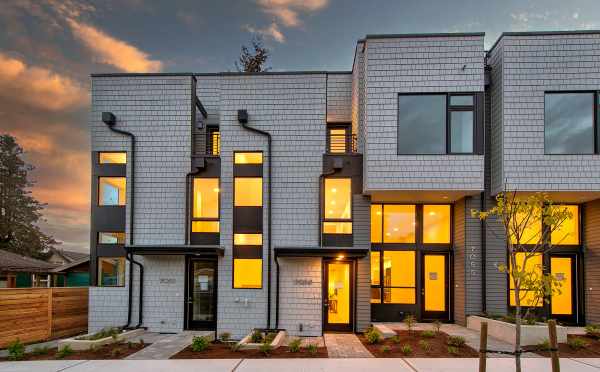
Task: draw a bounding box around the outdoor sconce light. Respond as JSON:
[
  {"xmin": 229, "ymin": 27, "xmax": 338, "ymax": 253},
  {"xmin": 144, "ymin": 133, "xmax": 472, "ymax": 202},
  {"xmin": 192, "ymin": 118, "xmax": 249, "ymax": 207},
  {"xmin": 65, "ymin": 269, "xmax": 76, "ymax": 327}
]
[
  {"xmin": 102, "ymin": 112, "xmax": 116, "ymax": 126},
  {"xmin": 237, "ymin": 109, "xmax": 248, "ymax": 124}
]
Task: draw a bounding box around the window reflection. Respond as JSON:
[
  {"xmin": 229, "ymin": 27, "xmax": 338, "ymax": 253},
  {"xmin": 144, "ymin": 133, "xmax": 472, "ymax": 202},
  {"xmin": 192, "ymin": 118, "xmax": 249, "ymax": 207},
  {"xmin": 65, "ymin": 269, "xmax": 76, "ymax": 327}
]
[
  {"xmin": 98, "ymin": 177, "xmax": 126, "ymax": 205},
  {"xmin": 398, "ymin": 95, "xmax": 446, "ymax": 154},
  {"xmin": 545, "ymin": 93, "xmax": 594, "ymax": 154}
]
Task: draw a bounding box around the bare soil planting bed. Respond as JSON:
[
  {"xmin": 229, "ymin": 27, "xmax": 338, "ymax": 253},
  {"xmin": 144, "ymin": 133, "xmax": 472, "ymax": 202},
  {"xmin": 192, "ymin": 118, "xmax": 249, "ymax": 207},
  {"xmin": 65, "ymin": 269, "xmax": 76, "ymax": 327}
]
[
  {"xmin": 526, "ymin": 335, "xmax": 600, "ymax": 358},
  {"xmin": 0, "ymin": 342, "xmax": 148, "ymax": 361},
  {"xmin": 360, "ymin": 330, "xmax": 479, "ymax": 358},
  {"xmin": 171, "ymin": 343, "xmax": 328, "ymax": 359}
]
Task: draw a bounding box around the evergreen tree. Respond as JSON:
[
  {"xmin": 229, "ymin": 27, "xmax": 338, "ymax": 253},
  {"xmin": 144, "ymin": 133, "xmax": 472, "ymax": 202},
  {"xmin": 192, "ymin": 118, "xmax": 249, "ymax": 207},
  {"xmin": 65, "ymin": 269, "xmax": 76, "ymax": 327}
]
[
  {"xmin": 0, "ymin": 134, "xmax": 56, "ymax": 259},
  {"xmin": 235, "ymin": 37, "xmax": 270, "ymax": 72}
]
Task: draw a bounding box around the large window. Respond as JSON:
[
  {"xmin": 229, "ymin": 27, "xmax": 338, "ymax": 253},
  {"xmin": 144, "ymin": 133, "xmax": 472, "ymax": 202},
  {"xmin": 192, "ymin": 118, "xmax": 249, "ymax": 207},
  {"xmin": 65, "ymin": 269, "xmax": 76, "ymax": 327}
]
[
  {"xmin": 233, "ymin": 233, "xmax": 263, "ymax": 289},
  {"xmin": 508, "ymin": 204, "xmax": 579, "ymax": 246},
  {"xmin": 98, "ymin": 177, "xmax": 126, "ymax": 206},
  {"xmin": 98, "ymin": 232, "xmax": 125, "ymax": 244},
  {"xmin": 323, "ymin": 178, "xmax": 352, "ymax": 234},
  {"xmin": 234, "ymin": 178, "xmax": 263, "ymax": 206},
  {"xmin": 398, "ymin": 93, "xmax": 479, "ymax": 154},
  {"xmin": 98, "ymin": 257, "xmax": 125, "ymax": 287},
  {"xmin": 545, "ymin": 92, "xmax": 597, "ymax": 154},
  {"xmin": 192, "ymin": 178, "xmax": 220, "ymax": 233},
  {"xmin": 551, "ymin": 205, "xmax": 579, "ymax": 245},
  {"xmin": 382, "ymin": 251, "xmax": 416, "ymax": 304},
  {"xmin": 99, "ymin": 152, "xmax": 126, "ymax": 164},
  {"xmin": 423, "ymin": 205, "xmax": 451, "ymax": 244},
  {"xmin": 509, "ymin": 252, "xmax": 543, "ymax": 307}
]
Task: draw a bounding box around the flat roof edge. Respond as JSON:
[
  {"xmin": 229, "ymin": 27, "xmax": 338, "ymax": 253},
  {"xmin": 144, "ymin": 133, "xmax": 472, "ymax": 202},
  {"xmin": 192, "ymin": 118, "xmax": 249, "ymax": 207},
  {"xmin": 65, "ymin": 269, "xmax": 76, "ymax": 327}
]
[
  {"xmin": 366, "ymin": 32, "xmax": 485, "ymax": 40},
  {"xmin": 488, "ymin": 29, "xmax": 600, "ymax": 54},
  {"xmin": 92, "ymin": 71, "xmax": 352, "ymax": 78}
]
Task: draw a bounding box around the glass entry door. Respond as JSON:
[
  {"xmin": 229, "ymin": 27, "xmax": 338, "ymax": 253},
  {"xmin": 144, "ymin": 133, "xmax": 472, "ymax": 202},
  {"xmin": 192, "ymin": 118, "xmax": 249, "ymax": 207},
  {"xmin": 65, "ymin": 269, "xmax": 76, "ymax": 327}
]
[
  {"xmin": 186, "ymin": 259, "xmax": 217, "ymax": 330},
  {"xmin": 550, "ymin": 255, "xmax": 577, "ymax": 323},
  {"xmin": 421, "ymin": 253, "xmax": 449, "ymax": 319},
  {"xmin": 323, "ymin": 260, "xmax": 353, "ymax": 332}
]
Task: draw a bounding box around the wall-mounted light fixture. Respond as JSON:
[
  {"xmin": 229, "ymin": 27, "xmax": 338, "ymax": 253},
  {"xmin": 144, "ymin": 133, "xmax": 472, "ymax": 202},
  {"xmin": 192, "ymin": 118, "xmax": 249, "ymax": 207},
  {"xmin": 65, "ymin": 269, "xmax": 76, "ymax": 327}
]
[{"xmin": 237, "ymin": 109, "xmax": 248, "ymax": 124}]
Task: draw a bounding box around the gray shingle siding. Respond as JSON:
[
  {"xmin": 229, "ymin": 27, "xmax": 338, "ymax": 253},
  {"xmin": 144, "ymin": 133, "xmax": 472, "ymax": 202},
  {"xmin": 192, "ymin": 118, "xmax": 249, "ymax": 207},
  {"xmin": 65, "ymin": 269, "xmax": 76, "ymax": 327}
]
[
  {"xmin": 362, "ymin": 35, "xmax": 485, "ymax": 192},
  {"xmin": 490, "ymin": 33, "xmax": 600, "ymax": 194},
  {"xmin": 327, "ymin": 73, "xmax": 352, "ymax": 123}
]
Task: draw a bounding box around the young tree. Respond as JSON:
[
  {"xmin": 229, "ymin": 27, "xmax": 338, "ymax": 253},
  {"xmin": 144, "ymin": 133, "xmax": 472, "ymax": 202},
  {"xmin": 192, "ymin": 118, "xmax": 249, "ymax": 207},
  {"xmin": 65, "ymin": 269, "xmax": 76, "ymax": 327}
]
[
  {"xmin": 0, "ymin": 134, "xmax": 56, "ymax": 259},
  {"xmin": 472, "ymin": 191, "xmax": 572, "ymax": 372},
  {"xmin": 235, "ymin": 37, "xmax": 270, "ymax": 72}
]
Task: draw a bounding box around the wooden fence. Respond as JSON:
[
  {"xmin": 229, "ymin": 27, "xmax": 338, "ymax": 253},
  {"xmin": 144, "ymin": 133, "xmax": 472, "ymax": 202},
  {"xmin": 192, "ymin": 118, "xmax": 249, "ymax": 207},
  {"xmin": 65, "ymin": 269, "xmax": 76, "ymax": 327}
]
[{"xmin": 0, "ymin": 288, "xmax": 88, "ymax": 348}]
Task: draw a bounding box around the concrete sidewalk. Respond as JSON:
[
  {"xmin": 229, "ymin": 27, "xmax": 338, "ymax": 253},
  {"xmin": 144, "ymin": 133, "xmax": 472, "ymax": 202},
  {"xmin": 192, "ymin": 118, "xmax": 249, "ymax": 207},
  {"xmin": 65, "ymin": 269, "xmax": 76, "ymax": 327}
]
[{"xmin": 2, "ymin": 358, "xmax": 600, "ymax": 372}]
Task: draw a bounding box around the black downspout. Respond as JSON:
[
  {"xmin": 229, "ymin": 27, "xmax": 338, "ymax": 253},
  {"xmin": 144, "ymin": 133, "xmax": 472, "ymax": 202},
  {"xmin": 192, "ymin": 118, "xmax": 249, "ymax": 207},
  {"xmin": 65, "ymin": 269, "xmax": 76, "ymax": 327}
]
[
  {"xmin": 103, "ymin": 119, "xmax": 144, "ymax": 329},
  {"xmin": 239, "ymin": 120, "xmax": 273, "ymax": 329},
  {"xmin": 275, "ymin": 257, "xmax": 280, "ymax": 328},
  {"xmin": 480, "ymin": 192, "xmax": 486, "ymax": 314}
]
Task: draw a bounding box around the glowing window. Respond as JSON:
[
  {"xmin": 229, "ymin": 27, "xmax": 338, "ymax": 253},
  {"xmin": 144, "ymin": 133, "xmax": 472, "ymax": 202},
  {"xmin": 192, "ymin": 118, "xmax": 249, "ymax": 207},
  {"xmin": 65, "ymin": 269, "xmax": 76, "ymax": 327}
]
[
  {"xmin": 233, "ymin": 259, "xmax": 262, "ymax": 288},
  {"xmin": 98, "ymin": 232, "xmax": 125, "ymax": 244},
  {"xmin": 98, "ymin": 177, "xmax": 126, "ymax": 206},
  {"xmin": 383, "ymin": 205, "xmax": 415, "ymax": 243},
  {"xmin": 193, "ymin": 178, "xmax": 219, "ymax": 218},
  {"xmin": 423, "ymin": 205, "xmax": 451, "ymax": 244},
  {"xmin": 98, "ymin": 257, "xmax": 125, "ymax": 287},
  {"xmin": 328, "ymin": 128, "xmax": 347, "ymax": 153},
  {"xmin": 551, "ymin": 205, "xmax": 579, "ymax": 245},
  {"xmin": 509, "ymin": 252, "xmax": 543, "ymax": 307},
  {"xmin": 509, "ymin": 210, "xmax": 542, "ymax": 245},
  {"xmin": 234, "ymin": 234, "xmax": 263, "ymax": 246},
  {"xmin": 323, "ymin": 222, "xmax": 352, "ymax": 234},
  {"xmin": 382, "ymin": 251, "xmax": 416, "ymax": 304},
  {"xmin": 370, "ymin": 251, "xmax": 380, "ymax": 285},
  {"xmin": 234, "ymin": 152, "xmax": 263, "ymax": 164},
  {"xmin": 371, "ymin": 204, "xmax": 383, "ymax": 243},
  {"xmin": 234, "ymin": 178, "xmax": 262, "ymax": 206},
  {"xmin": 324, "ymin": 178, "xmax": 352, "ymax": 219},
  {"xmin": 191, "ymin": 221, "xmax": 219, "ymax": 233},
  {"xmin": 99, "ymin": 152, "xmax": 126, "ymax": 164}
]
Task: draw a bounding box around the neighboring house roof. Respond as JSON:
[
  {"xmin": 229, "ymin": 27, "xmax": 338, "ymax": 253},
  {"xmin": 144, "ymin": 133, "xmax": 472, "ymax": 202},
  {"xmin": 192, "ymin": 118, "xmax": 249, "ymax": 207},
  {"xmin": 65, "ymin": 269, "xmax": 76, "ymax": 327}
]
[
  {"xmin": 49, "ymin": 248, "xmax": 89, "ymax": 263},
  {"xmin": 52, "ymin": 256, "xmax": 90, "ymax": 273},
  {"xmin": 0, "ymin": 249, "xmax": 59, "ymax": 273}
]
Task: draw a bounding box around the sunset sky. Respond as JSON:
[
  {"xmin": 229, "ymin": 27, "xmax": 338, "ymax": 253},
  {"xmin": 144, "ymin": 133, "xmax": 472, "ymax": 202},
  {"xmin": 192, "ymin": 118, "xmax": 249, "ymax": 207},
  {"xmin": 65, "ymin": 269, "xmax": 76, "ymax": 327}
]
[{"xmin": 1, "ymin": 0, "xmax": 599, "ymax": 253}]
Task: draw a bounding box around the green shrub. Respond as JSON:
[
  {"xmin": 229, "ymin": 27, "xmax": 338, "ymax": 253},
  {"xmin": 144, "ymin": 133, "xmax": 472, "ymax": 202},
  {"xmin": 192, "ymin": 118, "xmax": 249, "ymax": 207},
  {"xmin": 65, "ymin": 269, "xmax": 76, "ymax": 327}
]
[
  {"xmin": 448, "ymin": 346, "xmax": 460, "ymax": 356},
  {"xmin": 219, "ymin": 332, "xmax": 231, "ymax": 342},
  {"xmin": 32, "ymin": 346, "xmax": 50, "ymax": 356},
  {"xmin": 568, "ymin": 337, "xmax": 589, "ymax": 350},
  {"xmin": 433, "ymin": 320, "xmax": 442, "ymax": 334},
  {"xmin": 305, "ymin": 343, "xmax": 318, "ymax": 355},
  {"xmin": 586, "ymin": 324, "xmax": 600, "ymax": 339},
  {"xmin": 259, "ymin": 342, "xmax": 272, "ymax": 356},
  {"xmin": 390, "ymin": 335, "xmax": 401, "ymax": 344},
  {"xmin": 264, "ymin": 332, "xmax": 277, "ymax": 344},
  {"xmin": 191, "ymin": 336, "xmax": 210, "ymax": 352},
  {"xmin": 7, "ymin": 339, "xmax": 25, "ymax": 361},
  {"xmin": 78, "ymin": 327, "xmax": 120, "ymax": 341},
  {"xmin": 404, "ymin": 315, "xmax": 416, "ymax": 334},
  {"xmin": 229, "ymin": 342, "xmax": 241, "ymax": 352},
  {"xmin": 418, "ymin": 340, "xmax": 431, "ymax": 352},
  {"xmin": 380, "ymin": 345, "xmax": 391, "ymax": 354},
  {"xmin": 288, "ymin": 338, "xmax": 302, "ymax": 353},
  {"xmin": 400, "ymin": 344, "xmax": 412, "ymax": 355},
  {"xmin": 127, "ymin": 341, "xmax": 134, "ymax": 349},
  {"xmin": 536, "ymin": 339, "xmax": 551, "ymax": 351},
  {"xmin": 447, "ymin": 336, "xmax": 466, "ymax": 347},
  {"xmin": 421, "ymin": 330, "xmax": 435, "ymax": 338},
  {"xmin": 250, "ymin": 330, "xmax": 264, "ymax": 343},
  {"xmin": 110, "ymin": 348, "xmax": 121, "ymax": 358},
  {"xmin": 56, "ymin": 345, "xmax": 74, "ymax": 359},
  {"xmin": 365, "ymin": 328, "xmax": 381, "ymax": 344}
]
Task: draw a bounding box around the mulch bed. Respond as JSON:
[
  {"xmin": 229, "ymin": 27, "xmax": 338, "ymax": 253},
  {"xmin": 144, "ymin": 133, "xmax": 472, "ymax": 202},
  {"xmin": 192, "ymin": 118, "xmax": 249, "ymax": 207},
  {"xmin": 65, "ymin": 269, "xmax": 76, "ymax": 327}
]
[
  {"xmin": 359, "ymin": 330, "xmax": 479, "ymax": 358},
  {"xmin": 0, "ymin": 342, "xmax": 148, "ymax": 361},
  {"xmin": 171, "ymin": 343, "xmax": 328, "ymax": 359},
  {"xmin": 526, "ymin": 334, "xmax": 600, "ymax": 357}
]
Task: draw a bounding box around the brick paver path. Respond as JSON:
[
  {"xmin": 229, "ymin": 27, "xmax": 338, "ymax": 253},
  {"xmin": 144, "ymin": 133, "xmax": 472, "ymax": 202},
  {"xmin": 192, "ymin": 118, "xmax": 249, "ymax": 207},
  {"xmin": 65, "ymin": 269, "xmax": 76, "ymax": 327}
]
[
  {"xmin": 126, "ymin": 331, "xmax": 214, "ymax": 360},
  {"xmin": 323, "ymin": 333, "xmax": 373, "ymax": 358}
]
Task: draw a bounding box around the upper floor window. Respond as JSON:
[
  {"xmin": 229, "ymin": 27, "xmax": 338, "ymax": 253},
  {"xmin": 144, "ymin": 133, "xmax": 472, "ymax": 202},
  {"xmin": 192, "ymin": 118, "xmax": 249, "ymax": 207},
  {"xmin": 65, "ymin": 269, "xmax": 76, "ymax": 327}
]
[
  {"xmin": 192, "ymin": 178, "xmax": 220, "ymax": 233},
  {"xmin": 397, "ymin": 93, "xmax": 481, "ymax": 155},
  {"xmin": 508, "ymin": 204, "xmax": 579, "ymax": 246},
  {"xmin": 98, "ymin": 232, "xmax": 125, "ymax": 244},
  {"xmin": 98, "ymin": 177, "xmax": 126, "ymax": 206},
  {"xmin": 98, "ymin": 257, "xmax": 125, "ymax": 287},
  {"xmin": 327, "ymin": 124, "xmax": 355, "ymax": 153},
  {"xmin": 545, "ymin": 92, "xmax": 598, "ymax": 154},
  {"xmin": 234, "ymin": 178, "xmax": 263, "ymax": 206},
  {"xmin": 235, "ymin": 152, "xmax": 263, "ymax": 164},
  {"xmin": 207, "ymin": 127, "xmax": 220, "ymax": 156},
  {"xmin": 323, "ymin": 178, "xmax": 352, "ymax": 234},
  {"xmin": 99, "ymin": 152, "xmax": 126, "ymax": 164}
]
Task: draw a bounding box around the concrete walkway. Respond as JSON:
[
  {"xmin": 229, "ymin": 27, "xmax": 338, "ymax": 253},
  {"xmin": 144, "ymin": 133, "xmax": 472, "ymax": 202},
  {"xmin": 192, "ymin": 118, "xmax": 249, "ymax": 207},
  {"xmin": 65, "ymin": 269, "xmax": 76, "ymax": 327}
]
[
  {"xmin": 3, "ymin": 358, "xmax": 600, "ymax": 372},
  {"xmin": 380, "ymin": 322, "xmax": 540, "ymax": 358},
  {"xmin": 125, "ymin": 331, "xmax": 213, "ymax": 360},
  {"xmin": 323, "ymin": 333, "xmax": 373, "ymax": 358}
]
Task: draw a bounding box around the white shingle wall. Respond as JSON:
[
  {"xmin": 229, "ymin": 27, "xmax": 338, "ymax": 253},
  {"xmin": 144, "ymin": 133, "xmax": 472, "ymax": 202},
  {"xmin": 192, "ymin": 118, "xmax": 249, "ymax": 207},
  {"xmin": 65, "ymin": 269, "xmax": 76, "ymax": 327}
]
[
  {"xmin": 363, "ymin": 36, "xmax": 485, "ymax": 191},
  {"xmin": 492, "ymin": 33, "xmax": 600, "ymax": 194},
  {"xmin": 327, "ymin": 73, "xmax": 352, "ymax": 122},
  {"xmin": 277, "ymin": 257, "xmax": 322, "ymax": 336},
  {"xmin": 216, "ymin": 74, "xmax": 327, "ymax": 338},
  {"xmin": 89, "ymin": 75, "xmax": 192, "ymax": 332},
  {"xmin": 488, "ymin": 40, "xmax": 504, "ymax": 194}
]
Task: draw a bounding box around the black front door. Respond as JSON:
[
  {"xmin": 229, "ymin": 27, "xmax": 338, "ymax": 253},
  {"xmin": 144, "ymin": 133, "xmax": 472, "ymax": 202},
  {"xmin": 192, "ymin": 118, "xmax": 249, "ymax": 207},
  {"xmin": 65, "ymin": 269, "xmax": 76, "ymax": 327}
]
[
  {"xmin": 420, "ymin": 253, "xmax": 450, "ymax": 320},
  {"xmin": 186, "ymin": 258, "xmax": 217, "ymax": 330},
  {"xmin": 549, "ymin": 254, "xmax": 578, "ymax": 324},
  {"xmin": 323, "ymin": 259, "xmax": 354, "ymax": 332}
]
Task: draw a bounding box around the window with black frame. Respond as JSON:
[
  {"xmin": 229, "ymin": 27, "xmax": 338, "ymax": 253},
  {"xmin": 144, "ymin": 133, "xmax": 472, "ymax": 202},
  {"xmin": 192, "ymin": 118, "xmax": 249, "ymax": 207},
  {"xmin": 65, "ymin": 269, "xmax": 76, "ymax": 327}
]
[
  {"xmin": 397, "ymin": 93, "xmax": 481, "ymax": 155},
  {"xmin": 544, "ymin": 92, "xmax": 598, "ymax": 154}
]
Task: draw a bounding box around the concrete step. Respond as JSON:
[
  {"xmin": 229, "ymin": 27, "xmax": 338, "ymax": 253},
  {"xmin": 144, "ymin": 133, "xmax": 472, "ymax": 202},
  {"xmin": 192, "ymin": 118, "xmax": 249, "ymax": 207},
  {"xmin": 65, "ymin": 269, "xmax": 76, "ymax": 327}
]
[{"xmin": 373, "ymin": 324, "xmax": 396, "ymax": 339}]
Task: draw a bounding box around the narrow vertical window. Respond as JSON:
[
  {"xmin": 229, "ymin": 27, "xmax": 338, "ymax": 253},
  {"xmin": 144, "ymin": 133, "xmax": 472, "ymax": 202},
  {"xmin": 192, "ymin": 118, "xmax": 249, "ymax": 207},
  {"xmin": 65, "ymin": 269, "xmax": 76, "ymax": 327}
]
[
  {"xmin": 323, "ymin": 178, "xmax": 352, "ymax": 234},
  {"xmin": 192, "ymin": 178, "xmax": 220, "ymax": 233},
  {"xmin": 98, "ymin": 177, "xmax": 126, "ymax": 206},
  {"xmin": 370, "ymin": 204, "xmax": 382, "ymax": 243},
  {"xmin": 98, "ymin": 257, "xmax": 125, "ymax": 287},
  {"xmin": 449, "ymin": 95, "xmax": 474, "ymax": 154},
  {"xmin": 423, "ymin": 205, "xmax": 451, "ymax": 244},
  {"xmin": 207, "ymin": 127, "xmax": 220, "ymax": 155}
]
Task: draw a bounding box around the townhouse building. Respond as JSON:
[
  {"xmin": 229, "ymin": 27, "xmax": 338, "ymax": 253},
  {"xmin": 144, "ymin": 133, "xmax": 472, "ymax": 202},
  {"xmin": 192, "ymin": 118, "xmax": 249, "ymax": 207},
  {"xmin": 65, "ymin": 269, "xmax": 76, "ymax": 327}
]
[{"xmin": 88, "ymin": 30, "xmax": 600, "ymax": 338}]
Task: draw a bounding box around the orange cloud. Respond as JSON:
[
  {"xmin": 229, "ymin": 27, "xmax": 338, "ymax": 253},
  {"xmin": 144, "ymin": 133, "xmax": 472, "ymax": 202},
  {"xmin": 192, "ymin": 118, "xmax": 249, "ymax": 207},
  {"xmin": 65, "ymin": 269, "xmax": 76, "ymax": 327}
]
[
  {"xmin": 66, "ymin": 18, "xmax": 162, "ymax": 73},
  {"xmin": 245, "ymin": 22, "xmax": 286, "ymax": 43},
  {"xmin": 0, "ymin": 53, "xmax": 88, "ymax": 111},
  {"xmin": 257, "ymin": 0, "xmax": 328, "ymax": 27}
]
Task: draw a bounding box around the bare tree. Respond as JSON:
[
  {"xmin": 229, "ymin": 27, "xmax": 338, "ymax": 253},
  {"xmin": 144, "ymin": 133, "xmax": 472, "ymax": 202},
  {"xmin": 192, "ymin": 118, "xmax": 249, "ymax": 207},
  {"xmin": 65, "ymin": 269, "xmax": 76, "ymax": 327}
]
[
  {"xmin": 472, "ymin": 190, "xmax": 571, "ymax": 372},
  {"xmin": 235, "ymin": 37, "xmax": 270, "ymax": 72}
]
